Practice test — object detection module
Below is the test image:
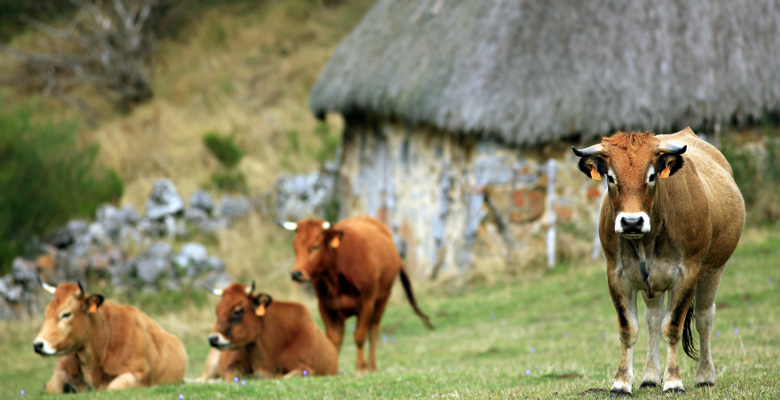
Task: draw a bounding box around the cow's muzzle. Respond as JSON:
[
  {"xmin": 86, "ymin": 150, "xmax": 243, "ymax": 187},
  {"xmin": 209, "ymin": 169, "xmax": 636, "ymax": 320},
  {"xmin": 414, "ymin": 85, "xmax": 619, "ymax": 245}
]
[
  {"xmin": 615, "ymin": 212, "xmax": 651, "ymax": 239},
  {"xmin": 208, "ymin": 333, "xmax": 231, "ymax": 350},
  {"xmin": 32, "ymin": 339, "xmax": 56, "ymax": 356},
  {"xmin": 291, "ymin": 271, "xmax": 306, "ymax": 283}
]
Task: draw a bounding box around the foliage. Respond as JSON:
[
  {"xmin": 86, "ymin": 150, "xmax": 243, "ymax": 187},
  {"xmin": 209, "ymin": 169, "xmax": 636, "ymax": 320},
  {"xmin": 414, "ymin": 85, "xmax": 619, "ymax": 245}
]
[
  {"xmin": 721, "ymin": 125, "xmax": 780, "ymax": 225},
  {"xmin": 2, "ymin": 227, "xmax": 778, "ymax": 398},
  {"xmin": 203, "ymin": 131, "xmax": 244, "ymax": 169},
  {"xmin": 0, "ymin": 0, "xmax": 76, "ymax": 43},
  {"xmin": 0, "ymin": 105, "xmax": 123, "ymax": 274}
]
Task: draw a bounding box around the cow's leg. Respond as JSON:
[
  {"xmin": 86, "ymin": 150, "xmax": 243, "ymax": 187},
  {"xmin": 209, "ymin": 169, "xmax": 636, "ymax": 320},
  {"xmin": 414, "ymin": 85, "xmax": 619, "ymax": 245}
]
[
  {"xmin": 107, "ymin": 372, "xmax": 145, "ymax": 390},
  {"xmin": 44, "ymin": 369, "xmax": 69, "ymax": 394},
  {"xmin": 607, "ymin": 270, "xmax": 639, "ymax": 396},
  {"xmin": 693, "ymin": 270, "xmax": 723, "ymax": 387},
  {"xmin": 319, "ymin": 303, "xmax": 345, "ymax": 351},
  {"xmin": 198, "ymin": 348, "xmax": 221, "ymax": 382},
  {"xmin": 639, "ymin": 292, "xmax": 665, "ymax": 388},
  {"xmin": 354, "ymin": 301, "xmax": 376, "ymax": 373},
  {"xmin": 45, "ymin": 354, "xmax": 82, "ymax": 393},
  {"xmin": 367, "ymin": 298, "xmax": 390, "ymax": 372},
  {"xmin": 661, "ymin": 274, "xmax": 698, "ymax": 394}
]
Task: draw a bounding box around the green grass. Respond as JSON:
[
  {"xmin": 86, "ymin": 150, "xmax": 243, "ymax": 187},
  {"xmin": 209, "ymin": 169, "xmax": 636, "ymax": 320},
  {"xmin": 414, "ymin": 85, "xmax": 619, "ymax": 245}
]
[{"xmin": 1, "ymin": 228, "xmax": 779, "ymax": 399}]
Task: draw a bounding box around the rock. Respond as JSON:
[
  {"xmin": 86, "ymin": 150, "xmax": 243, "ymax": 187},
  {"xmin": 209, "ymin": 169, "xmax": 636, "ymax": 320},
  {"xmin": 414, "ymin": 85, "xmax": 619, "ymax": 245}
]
[
  {"xmin": 215, "ymin": 196, "xmax": 251, "ymax": 221},
  {"xmin": 145, "ymin": 179, "xmax": 184, "ymax": 220},
  {"xmin": 133, "ymin": 242, "xmax": 172, "ymax": 284},
  {"xmin": 275, "ymin": 169, "xmax": 336, "ymax": 221},
  {"xmin": 206, "ymin": 256, "xmax": 225, "ymax": 272},
  {"xmin": 190, "ymin": 190, "xmax": 214, "ymax": 213},
  {"xmin": 11, "ymin": 257, "xmax": 37, "ymax": 288},
  {"xmin": 173, "ymin": 242, "xmax": 208, "ymax": 276},
  {"xmin": 96, "ymin": 204, "xmax": 139, "ymax": 241},
  {"xmin": 0, "ymin": 276, "xmax": 23, "ymax": 303}
]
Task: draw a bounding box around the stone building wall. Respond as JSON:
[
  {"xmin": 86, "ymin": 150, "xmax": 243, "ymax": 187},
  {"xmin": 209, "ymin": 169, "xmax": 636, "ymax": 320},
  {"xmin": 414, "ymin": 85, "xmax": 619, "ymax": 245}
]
[{"xmin": 336, "ymin": 114, "xmax": 605, "ymax": 281}]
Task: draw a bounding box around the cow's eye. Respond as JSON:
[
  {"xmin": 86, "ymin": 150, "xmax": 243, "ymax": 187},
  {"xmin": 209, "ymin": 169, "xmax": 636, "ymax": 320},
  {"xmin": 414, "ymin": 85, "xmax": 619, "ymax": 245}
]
[
  {"xmin": 310, "ymin": 245, "xmax": 321, "ymax": 252},
  {"xmin": 61, "ymin": 312, "xmax": 72, "ymax": 319},
  {"xmin": 648, "ymin": 174, "xmax": 656, "ymax": 183},
  {"xmin": 607, "ymin": 175, "xmax": 615, "ymax": 184}
]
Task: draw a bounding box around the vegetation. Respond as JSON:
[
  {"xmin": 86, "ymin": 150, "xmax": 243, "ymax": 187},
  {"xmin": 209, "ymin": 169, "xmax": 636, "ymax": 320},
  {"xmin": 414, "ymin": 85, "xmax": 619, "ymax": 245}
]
[
  {"xmin": 202, "ymin": 131, "xmax": 247, "ymax": 193},
  {"xmin": 1, "ymin": 227, "xmax": 777, "ymax": 399},
  {"xmin": 0, "ymin": 104, "xmax": 123, "ymax": 274}
]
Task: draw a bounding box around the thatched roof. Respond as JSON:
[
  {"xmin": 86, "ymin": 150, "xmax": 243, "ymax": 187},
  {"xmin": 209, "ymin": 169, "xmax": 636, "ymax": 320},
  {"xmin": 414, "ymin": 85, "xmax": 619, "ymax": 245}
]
[{"xmin": 310, "ymin": 0, "xmax": 780, "ymax": 147}]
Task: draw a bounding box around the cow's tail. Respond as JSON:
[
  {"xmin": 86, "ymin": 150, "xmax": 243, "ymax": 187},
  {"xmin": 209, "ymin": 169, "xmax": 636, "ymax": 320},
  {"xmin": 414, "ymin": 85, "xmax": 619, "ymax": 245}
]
[
  {"xmin": 682, "ymin": 298, "xmax": 699, "ymax": 361},
  {"xmin": 399, "ymin": 266, "xmax": 435, "ymax": 331}
]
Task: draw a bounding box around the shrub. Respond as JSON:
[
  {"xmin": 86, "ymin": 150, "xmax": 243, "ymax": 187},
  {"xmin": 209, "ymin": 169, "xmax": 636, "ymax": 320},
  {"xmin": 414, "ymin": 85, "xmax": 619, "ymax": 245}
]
[
  {"xmin": 203, "ymin": 131, "xmax": 244, "ymax": 169},
  {"xmin": 0, "ymin": 105, "xmax": 123, "ymax": 274},
  {"xmin": 210, "ymin": 170, "xmax": 247, "ymax": 194}
]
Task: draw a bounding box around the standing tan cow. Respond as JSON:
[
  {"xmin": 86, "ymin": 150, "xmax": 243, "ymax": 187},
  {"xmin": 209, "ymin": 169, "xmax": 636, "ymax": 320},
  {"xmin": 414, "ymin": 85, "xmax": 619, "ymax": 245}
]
[
  {"xmin": 573, "ymin": 128, "xmax": 745, "ymax": 395},
  {"xmin": 34, "ymin": 279, "xmax": 188, "ymax": 393},
  {"xmin": 201, "ymin": 282, "xmax": 338, "ymax": 379},
  {"xmin": 278, "ymin": 215, "xmax": 434, "ymax": 373}
]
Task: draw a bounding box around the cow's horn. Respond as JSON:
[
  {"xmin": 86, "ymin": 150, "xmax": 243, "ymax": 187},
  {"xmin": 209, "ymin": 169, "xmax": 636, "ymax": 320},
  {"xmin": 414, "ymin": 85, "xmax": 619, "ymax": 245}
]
[
  {"xmin": 660, "ymin": 143, "xmax": 687, "ymax": 155},
  {"xmin": 246, "ymin": 281, "xmax": 255, "ymax": 295},
  {"xmin": 38, "ymin": 276, "xmax": 57, "ymax": 296},
  {"xmin": 322, "ymin": 221, "xmax": 331, "ymax": 229},
  {"xmin": 276, "ymin": 221, "xmax": 298, "ymax": 231},
  {"xmin": 204, "ymin": 286, "xmax": 223, "ymax": 296},
  {"xmin": 77, "ymin": 281, "xmax": 85, "ymax": 296},
  {"xmin": 572, "ymin": 144, "xmax": 605, "ymax": 158}
]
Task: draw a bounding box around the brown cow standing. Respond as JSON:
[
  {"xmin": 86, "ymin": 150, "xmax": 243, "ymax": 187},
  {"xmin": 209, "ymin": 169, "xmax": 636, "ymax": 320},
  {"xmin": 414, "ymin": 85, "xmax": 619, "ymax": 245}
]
[
  {"xmin": 201, "ymin": 282, "xmax": 338, "ymax": 379},
  {"xmin": 279, "ymin": 215, "xmax": 434, "ymax": 373},
  {"xmin": 34, "ymin": 280, "xmax": 188, "ymax": 393},
  {"xmin": 573, "ymin": 128, "xmax": 745, "ymax": 395}
]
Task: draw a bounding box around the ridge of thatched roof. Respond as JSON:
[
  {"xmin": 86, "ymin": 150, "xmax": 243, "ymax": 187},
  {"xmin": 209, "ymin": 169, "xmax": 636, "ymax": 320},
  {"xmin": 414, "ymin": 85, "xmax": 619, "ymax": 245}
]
[{"xmin": 310, "ymin": 0, "xmax": 780, "ymax": 147}]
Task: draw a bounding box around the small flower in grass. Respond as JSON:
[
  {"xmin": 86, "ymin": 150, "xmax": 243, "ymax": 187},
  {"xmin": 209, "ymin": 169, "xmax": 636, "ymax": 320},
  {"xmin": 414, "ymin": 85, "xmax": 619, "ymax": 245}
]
[
  {"xmin": 303, "ymin": 370, "xmax": 309, "ymax": 377},
  {"xmin": 716, "ymin": 331, "xmax": 721, "ymax": 338},
  {"xmin": 600, "ymin": 331, "xmax": 606, "ymax": 338},
  {"xmin": 382, "ymin": 334, "xmax": 389, "ymax": 343},
  {"xmin": 234, "ymin": 377, "xmax": 239, "ymax": 383},
  {"xmin": 241, "ymin": 380, "xmax": 246, "ymax": 386},
  {"xmin": 530, "ymin": 348, "xmax": 536, "ymax": 354},
  {"xmin": 179, "ymin": 395, "xmax": 183, "ymax": 400},
  {"xmin": 20, "ymin": 390, "xmax": 25, "ymax": 396},
  {"xmin": 525, "ymin": 369, "xmax": 531, "ymax": 375},
  {"xmin": 770, "ymin": 277, "xmax": 774, "ymax": 284},
  {"xmin": 733, "ymin": 328, "xmax": 739, "ymax": 335}
]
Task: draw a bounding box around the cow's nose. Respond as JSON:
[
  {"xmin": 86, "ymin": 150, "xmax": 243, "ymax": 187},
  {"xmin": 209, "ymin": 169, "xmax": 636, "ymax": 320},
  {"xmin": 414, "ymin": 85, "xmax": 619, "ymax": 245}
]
[
  {"xmin": 208, "ymin": 335, "xmax": 220, "ymax": 348},
  {"xmin": 33, "ymin": 341, "xmax": 44, "ymax": 354},
  {"xmin": 621, "ymin": 216, "xmax": 644, "ymax": 234},
  {"xmin": 291, "ymin": 271, "xmax": 303, "ymax": 282}
]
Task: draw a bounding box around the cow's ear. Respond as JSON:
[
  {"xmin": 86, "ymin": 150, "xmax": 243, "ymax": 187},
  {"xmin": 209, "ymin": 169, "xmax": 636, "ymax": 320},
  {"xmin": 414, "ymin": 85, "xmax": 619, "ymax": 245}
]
[
  {"xmin": 572, "ymin": 145, "xmax": 607, "ymax": 181},
  {"xmin": 83, "ymin": 294, "xmax": 104, "ymax": 314},
  {"xmin": 325, "ymin": 229, "xmax": 345, "ymax": 249},
  {"xmin": 657, "ymin": 143, "xmax": 686, "ymax": 178},
  {"xmin": 252, "ymin": 293, "xmax": 273, "ymax": 317}
]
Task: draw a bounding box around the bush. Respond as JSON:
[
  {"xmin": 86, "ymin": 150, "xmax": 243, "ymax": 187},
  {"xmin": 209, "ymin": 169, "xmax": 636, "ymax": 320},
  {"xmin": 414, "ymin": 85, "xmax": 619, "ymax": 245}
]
[
  {"xmin": 0, "ymin": 105, "xmax": 123, "ymax": 274},
  {"xmin": 203, "ymin": 131, "xmax": 244, "ymax": 169},
  {"xmin": 210, "ymin": 170, "xmax": 247, "ymax": 194}
]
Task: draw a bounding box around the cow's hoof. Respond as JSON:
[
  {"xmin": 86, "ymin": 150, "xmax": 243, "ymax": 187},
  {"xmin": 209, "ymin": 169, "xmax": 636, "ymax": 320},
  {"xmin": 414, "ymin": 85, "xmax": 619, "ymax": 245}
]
[
  {"xmin": 663, "ymin": 388, "xmax": 685, "ymax": 395},
  {"xmin": 695, "ymin": 382, "xmax": 714, "ymax": 388},
  {"xmin": 608, "ymin": 389, "xmax": 632, "ymax": 398},
  {"xmin": 639, "ymin": 382, "xmax": 658, "ymax": 389},
  {"xmin": 63, "ymin": 383, "xmax": 78, "ymax": 393}
]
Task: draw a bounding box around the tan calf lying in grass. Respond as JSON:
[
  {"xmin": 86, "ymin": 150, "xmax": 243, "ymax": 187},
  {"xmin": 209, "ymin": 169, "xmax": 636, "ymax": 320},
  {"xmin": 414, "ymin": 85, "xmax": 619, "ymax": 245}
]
[
  {"xmin": 34, "ymin": 279, "xmax": 188, "ymax": 393},
  {"xmin": 200, "ymin": 282, "xmax": 338, "ymax": 380}
]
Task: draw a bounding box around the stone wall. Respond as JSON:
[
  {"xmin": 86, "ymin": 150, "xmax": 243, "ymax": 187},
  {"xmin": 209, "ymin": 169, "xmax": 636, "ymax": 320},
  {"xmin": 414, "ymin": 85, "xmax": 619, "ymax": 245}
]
[{"xmin": 336, "ymin": 115, "xmax": 604, "ymax": 281}]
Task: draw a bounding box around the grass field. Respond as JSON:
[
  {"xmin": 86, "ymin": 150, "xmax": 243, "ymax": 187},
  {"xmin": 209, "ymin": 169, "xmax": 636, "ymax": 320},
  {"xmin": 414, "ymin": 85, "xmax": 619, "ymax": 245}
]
[{"xmin": 0, "ymin": 227, "xmax": 778, "ymax": 399}]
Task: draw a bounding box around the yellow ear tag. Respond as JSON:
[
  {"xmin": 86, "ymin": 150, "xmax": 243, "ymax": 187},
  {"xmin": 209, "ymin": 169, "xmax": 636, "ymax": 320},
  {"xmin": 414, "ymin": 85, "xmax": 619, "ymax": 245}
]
[
  {"xmin": 660, "ymin": 165, "xmax": 671, "ymax": 179},
  {"xmin": 330, "ymin": 236, "xmax": 341, "ymax": 248},
  {"xmin": 590, "ymin": 167, "xmax": 601, "ymax": 181},
  {"xmin": 88, "ymin": 303, "xmax": 97, "ymax": 313},
  {"xmin": 255, "ymin": 304, "xmax": 266, "ymax": 317}
]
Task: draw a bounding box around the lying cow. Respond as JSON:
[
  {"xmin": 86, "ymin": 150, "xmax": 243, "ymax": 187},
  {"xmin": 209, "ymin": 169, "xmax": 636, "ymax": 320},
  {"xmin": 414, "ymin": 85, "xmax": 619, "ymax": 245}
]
[
  {"xmin": 573, "ymin": 128, "xmax": 745, "ymax": 395},
  {"xmin": 34, "ymin": 279, "xmax": 188, "ymax": 393},
  {"xmin": 278, "ymin": 215, "xmax": 434, "ymax": 372},
  {"xmin": 201, "ymin": 282, "xmax": 338, "ymax": 379}
]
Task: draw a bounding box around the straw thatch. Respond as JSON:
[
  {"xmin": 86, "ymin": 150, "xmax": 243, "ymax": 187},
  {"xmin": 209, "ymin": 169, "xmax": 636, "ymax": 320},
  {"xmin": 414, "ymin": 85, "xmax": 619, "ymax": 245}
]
[{"xmin": 310, "ymin": 0, "xmax": 780, "ymax": 147}]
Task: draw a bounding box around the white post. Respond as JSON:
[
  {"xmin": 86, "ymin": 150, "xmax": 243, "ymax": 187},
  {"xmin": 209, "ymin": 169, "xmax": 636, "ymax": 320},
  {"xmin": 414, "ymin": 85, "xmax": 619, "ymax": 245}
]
[{"xmin": 546, "ymin": 159, "xmax": 557, "ymax": 267}]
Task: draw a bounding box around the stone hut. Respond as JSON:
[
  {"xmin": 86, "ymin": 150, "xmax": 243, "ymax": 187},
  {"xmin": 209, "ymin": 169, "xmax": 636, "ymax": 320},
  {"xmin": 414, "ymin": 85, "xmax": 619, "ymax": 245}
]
[{"xmin": 308, "ymin": 0, "xmax": 780, "ymax": 280}]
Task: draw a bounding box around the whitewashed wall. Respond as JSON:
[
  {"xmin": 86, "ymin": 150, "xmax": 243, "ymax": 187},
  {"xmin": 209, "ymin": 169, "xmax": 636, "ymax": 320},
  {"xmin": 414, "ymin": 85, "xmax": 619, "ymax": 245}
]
[{"xmin": 336, "ymin": 115, "xmax": 604, "ymax": 281}]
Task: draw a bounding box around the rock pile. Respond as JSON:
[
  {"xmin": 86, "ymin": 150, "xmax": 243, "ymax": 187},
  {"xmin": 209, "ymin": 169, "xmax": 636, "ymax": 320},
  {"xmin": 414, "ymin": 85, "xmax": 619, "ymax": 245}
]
[
  {"xmin": 0, "ymin": 179, "xmax": 249, "ymax": 320},
  {"xmin": 275, "ymin": 166, "xmax": 336, "ymax": 221}
]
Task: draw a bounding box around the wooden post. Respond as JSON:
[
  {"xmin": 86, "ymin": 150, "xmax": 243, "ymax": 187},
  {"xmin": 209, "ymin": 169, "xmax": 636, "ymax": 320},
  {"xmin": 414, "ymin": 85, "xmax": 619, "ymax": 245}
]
[{"xmin": 546, "ymin": 159, "xmax": 557, "ymax": 267}]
